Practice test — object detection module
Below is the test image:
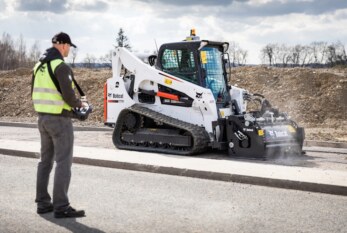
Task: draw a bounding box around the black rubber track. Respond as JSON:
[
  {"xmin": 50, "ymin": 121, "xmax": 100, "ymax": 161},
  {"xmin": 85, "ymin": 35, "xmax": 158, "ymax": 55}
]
[{"xmin": 113, "ymin": 104, "xmax": 210, "ymax": 155}]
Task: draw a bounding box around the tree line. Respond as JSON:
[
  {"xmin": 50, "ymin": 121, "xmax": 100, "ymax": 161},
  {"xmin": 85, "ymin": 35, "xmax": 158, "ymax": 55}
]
[
  {"xmin": 260, "ymin": 41, "xmax": 347, "ymax": 67},
  {"xmin": 0, "ymin": 32, "xmax": 41, "ymax": 70},
  {"xmin": 0, "ymin": 28, "xmax": 131, "ymax": 70},
  {"xmin": 1, "ymin": 30, "xmax": 346, "ymax": 70}
]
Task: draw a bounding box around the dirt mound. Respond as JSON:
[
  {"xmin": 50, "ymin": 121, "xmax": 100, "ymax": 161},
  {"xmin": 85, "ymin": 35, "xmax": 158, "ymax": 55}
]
[
  {"xmin": 230, "ymin": 66, "xmax": 347, "ymax": 128},
  {"xmin": 0, "ymin": 67, "xmax": 111, "ymax": 123},
  {"xmin": 0, "ymin": 66, "xmax": 346, "ymax": 142}
]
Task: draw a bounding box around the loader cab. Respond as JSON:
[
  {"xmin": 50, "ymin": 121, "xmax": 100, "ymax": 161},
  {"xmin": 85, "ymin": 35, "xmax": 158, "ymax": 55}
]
[{"xmin": 156, "ymin": 40, "xmax": 231, "ymax": 106}]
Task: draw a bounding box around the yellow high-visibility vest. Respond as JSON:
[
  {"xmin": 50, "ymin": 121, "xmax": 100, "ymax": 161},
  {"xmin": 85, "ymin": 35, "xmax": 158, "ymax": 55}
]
[{"xmin": 32, "ymin": 59, "xmax": 74, "ymax": 114}]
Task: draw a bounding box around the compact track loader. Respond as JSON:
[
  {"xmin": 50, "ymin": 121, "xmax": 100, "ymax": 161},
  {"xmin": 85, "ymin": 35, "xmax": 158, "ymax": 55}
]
[{"xmin": 104, "ymin": 30, "xmax": 305, "ymax": 158}]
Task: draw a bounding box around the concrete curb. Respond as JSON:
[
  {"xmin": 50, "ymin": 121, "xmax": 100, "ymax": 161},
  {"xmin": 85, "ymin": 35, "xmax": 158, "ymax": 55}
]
[
  {"xmin": 1, "ymin": 121, "xmax": 346, "ymax": 148},
  {"xmin": 2, "ymin": 148, "xmax": 346, "ymax": 196}
]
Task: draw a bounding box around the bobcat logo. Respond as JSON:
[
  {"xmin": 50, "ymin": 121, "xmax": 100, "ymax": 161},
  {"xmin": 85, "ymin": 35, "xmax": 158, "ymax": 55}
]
[{"xmin": 196, "ymin": 92, "xmax": 203, "ymax": 99}]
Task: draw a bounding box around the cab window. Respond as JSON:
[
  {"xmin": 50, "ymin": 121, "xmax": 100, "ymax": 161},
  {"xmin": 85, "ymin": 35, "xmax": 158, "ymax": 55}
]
[
  {"xmin": 200, "ymin": 47, "xmax": 228, "ymax": 103},
  {"xmin": 161, "ymin": 48, "xmax": 198, "ymax": 84}
]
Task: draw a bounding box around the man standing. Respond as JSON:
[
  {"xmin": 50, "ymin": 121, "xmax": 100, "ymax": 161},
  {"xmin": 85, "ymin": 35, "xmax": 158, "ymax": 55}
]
[{"xmin": 32, "ymin": 32, "xmax": 87, "ymax": 218}]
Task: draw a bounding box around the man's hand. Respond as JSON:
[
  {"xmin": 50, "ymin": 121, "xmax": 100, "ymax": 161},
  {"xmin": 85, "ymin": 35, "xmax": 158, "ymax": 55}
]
[
  {"xmin": 80, "ymin": 96, "xmax": 88, "ymax": 108},
  {"xmin": 80, "ymin": 96, "xmax": 87, "ymax": 102},
  {"xmin": 81, "ymin": 102, "xmax": 89, "ymax": 108}
]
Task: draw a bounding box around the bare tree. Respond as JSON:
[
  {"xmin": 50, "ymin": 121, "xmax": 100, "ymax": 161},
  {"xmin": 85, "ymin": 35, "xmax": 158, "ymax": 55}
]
[
  {"xmin": 28, "ymin": 40, "xmax": 41, "ymax": 65},
  {"xmin": 99, "ymin": 50, "xmax": 113, "ymax": 68},
  {"xmin": 310, "ymin": 41, "xmax": 327, "ymax": 65},
  {"xmin": 326, "ymin": 41, "xmax": 347, "ymax": 66},
  {"xmin": 334, "ymin": 41, "xmax": 347, "ymax": 65},
  {"xmin": 272, "ymin": 43, "xmax": 282, "ymax": 66},
  {"xmin": 16, "ymin": 34, "xmax": 26, "ymax": 65},
  {"xmin": 300, "ymin": 45, "xmax": 313, "ymax": 67},
  {"xmin": 261, "ymin": 44, "xmax": 276, "ymax": 66},
  {"xmin": 291, "ymin": 44, "xmax": 303, "ymax": 65},
  {"xmin": 326, "ymin": 45, "xmax": 336, "ymax": 65},
  {"xmin": 319, "ymin": 42, "xmax": 328, "ymax": 64},
  {"xmin": 238, "ymin": 49, "xmax": 248, "ymax": 65},
  {"xmin": 70, "ymin": 47, "xmax": 78, "ymax": 68},
  {"xmin": 278, "ymin": 44, "xmax": 291, "ymax": 67},
  {"xmin": 229, "ymin": 41, "xmax": 238, "ymax": 67},
  {"xmin": 83, "ymin": 53, "xmax": 97, "ymax": 69},
  {"xmin": 229, "ymin": 41, "xmax": 248, "ymax": 66},
  {"xmin": 0, "ymin": 32, "xmax": 17, "ymax": 70}
]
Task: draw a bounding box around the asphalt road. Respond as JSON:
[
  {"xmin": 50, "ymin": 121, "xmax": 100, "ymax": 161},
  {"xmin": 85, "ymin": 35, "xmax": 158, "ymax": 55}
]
[{"xmin": 0, "ymin": 154, "xmax": 346, "ymax": 233}]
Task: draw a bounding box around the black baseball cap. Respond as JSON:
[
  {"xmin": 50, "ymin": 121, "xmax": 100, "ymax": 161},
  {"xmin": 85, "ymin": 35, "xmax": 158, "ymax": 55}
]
[{"xmin": 52, "ymin": 32, "xmax": 77, "ymax": 48}]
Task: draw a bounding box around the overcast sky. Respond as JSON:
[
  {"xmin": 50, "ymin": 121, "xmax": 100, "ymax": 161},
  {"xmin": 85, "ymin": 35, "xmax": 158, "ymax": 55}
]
[{"xmin": 1, "ymin": 0, "xmax": 347, "ymax": 64}]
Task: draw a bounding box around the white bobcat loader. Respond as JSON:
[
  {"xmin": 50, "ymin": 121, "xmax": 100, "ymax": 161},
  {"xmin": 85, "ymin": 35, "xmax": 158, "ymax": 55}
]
[{"xmin": 104, "ymin": 31, "xmax": 305, "ymax": 157}]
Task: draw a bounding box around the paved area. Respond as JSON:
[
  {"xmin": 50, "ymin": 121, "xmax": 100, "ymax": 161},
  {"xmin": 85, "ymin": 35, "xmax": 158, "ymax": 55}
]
[
  {"xmin": 1, "ymin": 154, "xmax": 346, "ymax": 233},
  {"xmin": 0, "ymin": 124, "xmax": 347, "ymax": 195}
]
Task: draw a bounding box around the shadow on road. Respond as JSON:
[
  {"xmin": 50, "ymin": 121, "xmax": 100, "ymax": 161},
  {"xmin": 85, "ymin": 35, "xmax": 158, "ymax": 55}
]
[{"xmin": 40, "ymin": 214, "xmax": 106, "ymax": 233}]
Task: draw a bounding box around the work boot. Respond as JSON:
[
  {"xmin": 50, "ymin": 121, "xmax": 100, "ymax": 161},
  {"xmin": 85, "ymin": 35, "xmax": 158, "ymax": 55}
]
[
  {"xmin": 54, "ymin": 206, "xmax": 85, "ymax": 218},
  {"xmin": 37, "ymin": 203, "xmax": 54, "ymax": 214}
]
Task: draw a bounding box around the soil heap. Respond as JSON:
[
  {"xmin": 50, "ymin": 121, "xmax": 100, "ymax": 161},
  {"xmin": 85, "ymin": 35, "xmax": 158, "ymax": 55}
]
[{"xmin": 0, "ymin": 66, "xmax": 346, "ymax": 142}]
